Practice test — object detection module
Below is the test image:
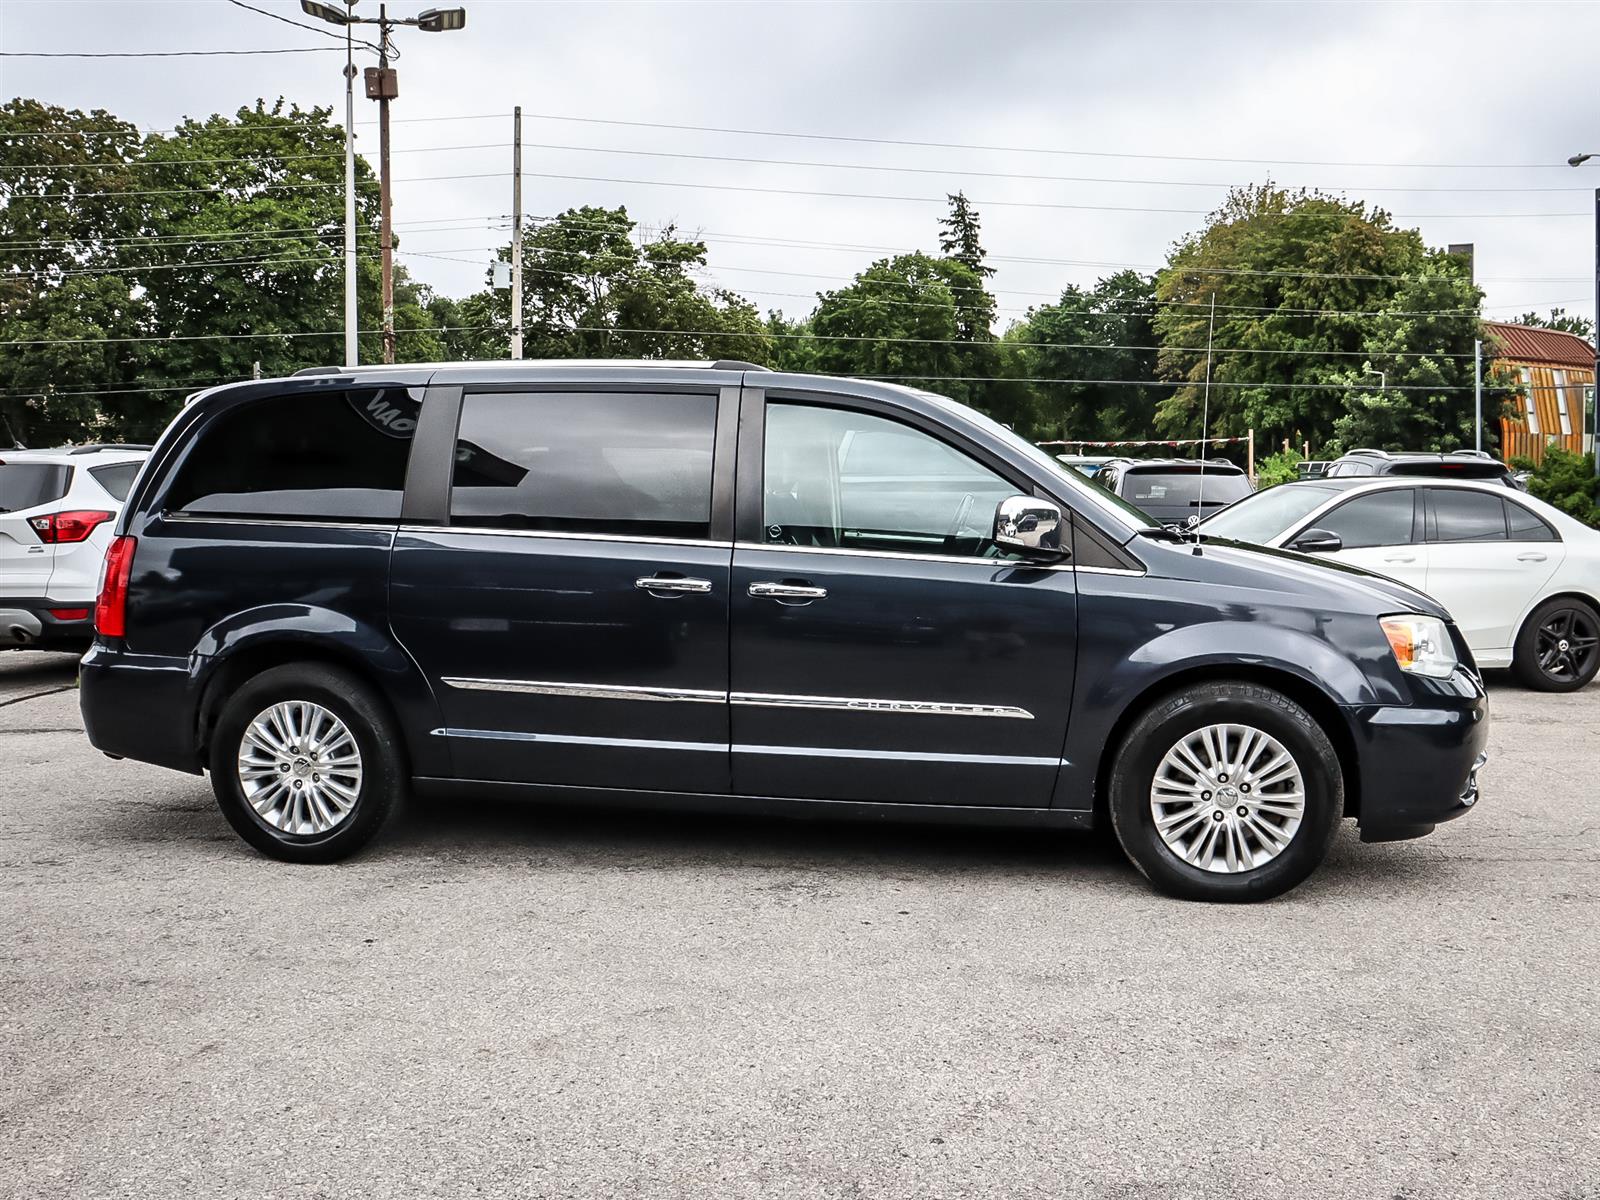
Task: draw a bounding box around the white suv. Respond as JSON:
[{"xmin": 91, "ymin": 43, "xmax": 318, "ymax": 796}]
[{"xmin": 0, "ymin": 444, "xmax": 149, "ymax": 651}]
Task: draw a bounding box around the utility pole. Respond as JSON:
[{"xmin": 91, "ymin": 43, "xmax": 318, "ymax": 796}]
[
  {"xmin": 342, "ymin": 7, "xmax": 357, "ymax": 367},
  {"xmin": 511, "ymin": 105, "xmax": 523, "ymax": 360},
  {"xmin": 372, "ymin": 7, "xmax": 397, "ymax": 364},
  {"xmin": 1474, "ymin": 338, "xmax": 1483, "ymax": 453},
  {"xmin": 1593, "ymin": 186, "xmax": 1599, "ymax": 476}
]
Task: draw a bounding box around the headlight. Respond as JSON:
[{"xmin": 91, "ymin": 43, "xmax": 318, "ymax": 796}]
[{"xmin": 1379, "ymin": 614, "xmax": 1458, "ymax": 679}]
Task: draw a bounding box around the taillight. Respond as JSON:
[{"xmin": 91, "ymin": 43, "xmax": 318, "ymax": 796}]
[
  {"xmin": 28, "ymin": 509, "xmax": 114, "ymax": 544},
  {"xmin": 95, "ymin": 535, "xmax": 137, "ymax": 638}
]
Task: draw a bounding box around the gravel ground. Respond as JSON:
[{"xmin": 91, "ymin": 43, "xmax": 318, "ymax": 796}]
[{"xmin": 1, "ymin": 649, "xmax": 1596, "ymax": 1199}]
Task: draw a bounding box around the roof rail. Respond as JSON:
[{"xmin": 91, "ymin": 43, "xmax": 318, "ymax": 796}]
[
  {"xmin": 1345, "ymin": 448, "xmax": 1390, "ymax": 457},
  {"xmin": 292, "ymin": 366, "xmax": 345, "ymax": 377},
  {"xmin": 711, "ymin": 360, "xmax": 773, "ymax": 372},
  {"xmin": 66, "ymin": 443, "xmax": 152, "ymax": 454}
]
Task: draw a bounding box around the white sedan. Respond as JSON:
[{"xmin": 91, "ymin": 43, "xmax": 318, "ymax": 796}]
[{"xmin": 1198, "ymin": 477, "xmax": 1600, "ymax": 691}]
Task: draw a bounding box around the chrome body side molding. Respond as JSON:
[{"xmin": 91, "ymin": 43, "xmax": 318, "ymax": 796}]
[
  {"xmin": 441, "ymin": 677, "xmax": 725, "ymax": 704},
  {"xmin": 439, "ymin": 676, "xmax": 1034, "ymax": 719}
]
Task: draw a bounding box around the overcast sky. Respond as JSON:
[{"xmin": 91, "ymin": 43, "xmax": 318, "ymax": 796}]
[{"xmin": 4, "ymin": 0, "xmax": 1598, "ymax": 331}]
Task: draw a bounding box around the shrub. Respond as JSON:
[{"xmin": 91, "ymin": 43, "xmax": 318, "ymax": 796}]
[
  {"xmin": 1524, "ymin": 447, "xmax": 1600, "ymax": 527},
  {"xmin": 1253, "ymin": 448, "xmax": 1303, "ymax": 489}
]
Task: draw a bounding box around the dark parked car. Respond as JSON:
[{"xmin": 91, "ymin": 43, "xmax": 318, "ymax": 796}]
[
  {"xmin": 80, "ymin": 361, "xmax": 1489, "ymax": 902},
  {"xmin": 1097, "ymin": 458, "xmax": 1255, "ymax": 525},
  {"xmin": 1325, "ymin": 448, "xmax": 1521, "ymax": 488}
]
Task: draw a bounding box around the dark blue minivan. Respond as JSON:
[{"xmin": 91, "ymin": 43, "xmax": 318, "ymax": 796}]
[{"xmin": 80, "ymin": 362, "xmax": 1488, "ymax": 901}]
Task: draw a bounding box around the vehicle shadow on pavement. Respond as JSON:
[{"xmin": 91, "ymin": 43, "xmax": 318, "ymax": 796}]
[
  {"xmin": 0, "ymin": 650, "xmax": 81, "ymax": 691},
  {"xmin": 391, "ymin": 791, "xmax": 1138, "ymax": 884}
]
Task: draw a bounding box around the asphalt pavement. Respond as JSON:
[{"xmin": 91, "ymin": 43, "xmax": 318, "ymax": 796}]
[{"xmin": 2, "ymin": 650, "xmax": 1596, "ymax": 1199}]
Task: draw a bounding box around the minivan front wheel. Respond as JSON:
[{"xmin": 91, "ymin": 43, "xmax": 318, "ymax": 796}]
[
  {"xmin": 1109, "ymin": 682, "xmax": 1343, "ymax": 902},
  {"xmin": 208, "ymin": 663, "xmax": 404, "ymax": 862}
]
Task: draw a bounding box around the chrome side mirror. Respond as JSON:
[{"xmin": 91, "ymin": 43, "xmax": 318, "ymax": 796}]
[{"xmin": 993, "ymin": 495, "xmax": 1066, "ymax": 557}]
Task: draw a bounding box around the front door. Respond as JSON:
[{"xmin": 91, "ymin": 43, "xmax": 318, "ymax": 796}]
[
  {"xmin": 389, "ymin": 385, "xmax": 736, "ymax": 791},
  {"xmin": 1305, "ymin": 485, "xmax": 1432, "ymax": 594},
  {"xmin": 728, "ymin": 392, "xmax": 1077, "ymax": 808}
]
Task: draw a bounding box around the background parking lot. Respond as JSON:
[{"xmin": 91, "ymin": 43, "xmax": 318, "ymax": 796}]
[{"xmin": 2, "ymin": 650, "xmax": 1596, "ymax": 1199}]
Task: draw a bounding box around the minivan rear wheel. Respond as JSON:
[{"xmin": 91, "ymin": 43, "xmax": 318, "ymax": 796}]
[
  {"xmin": 208, "ymin": 663, "xmax": 404, "ymax": 863},
  {"xmin": 1108, "ymin": 682, "xmax": 1343, "ymax": 902}
]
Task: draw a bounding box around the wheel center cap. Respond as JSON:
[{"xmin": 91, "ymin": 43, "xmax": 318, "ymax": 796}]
[
  {"xmin": 292, "ymin": 758, "xmax": 312, "ymax": 778},
  {"xmin": 1217, "ymin": 785, "xmax": 1239, "ymax": 801},
  {"xmin": 1559, "ymin": 639, "xmax": 1570, "ymax": 652}
]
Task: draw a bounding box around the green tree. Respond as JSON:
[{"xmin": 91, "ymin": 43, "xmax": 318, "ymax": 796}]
[
  {"xmin": 1153, "ymin": 185, "xmax": 1486, "ymax": 454},
  {"xmin": 1003, "ymin": 270, "xmax": 1160, "ymax": 442},
  {"xmin": 937, "ymin": 192, "xmax": 995, "ymax": 345},
  {"xmin": 0, "ymin": 99, "xmax": 147, "ymax": 444},
  {"xmin": 1513, "ymin": 308, "xmax": 1595, "ymax": 340},
  {"xmin": 464, "ymin": 206, "xmax": 771, "ymax": 363},
  {"xmin": 133, "ymin": 99, "xmax": 384, "ymax": 414}
]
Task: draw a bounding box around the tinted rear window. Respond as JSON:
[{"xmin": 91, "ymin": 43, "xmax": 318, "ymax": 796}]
[
  {"xmin": 1122, "ymin": 470, "xmax": 1252, "ymax": 509},
  {"xmin": 165, "ymin": 389, "xmax": 418, "ymax": 520},
  {"xmin": 88, "ymin": 462, "xmax": 140, "ymax": 502},
  {"xmin": 450, "ymin": 391, "xmax": 717, "ymax": 538},
  {"xmin": 0, "ymin": 463, "xmax": 71, "ymax": 513},
  {"xmin": 1427, "ymin": 489, "xmax": 1508, "ymax": 543}
]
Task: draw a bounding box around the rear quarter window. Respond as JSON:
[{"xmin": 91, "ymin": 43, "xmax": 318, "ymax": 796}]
[
  {"xmin": 88, "ymin": 461, "xmax": 141, "ymax": 502},
  {"xmin": 163, "ymin": 388, "xmax": 420, "ymax": 521},
  {"xmin": 0, "ymin": 463, "xmax": 71, "ymax": 513}
]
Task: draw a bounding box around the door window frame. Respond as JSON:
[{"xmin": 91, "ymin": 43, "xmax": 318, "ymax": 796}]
[
  {"xmin": 1286, "ymin": 484, "xmax": 1421, "ymax": 550},
  {"xmin": 1421, "ymin": 487, "xmax": 1514, "ymax": 544},
  {"xmin": 735, "ymin": 386, "xmax": 1139, "ymax": 570},
  {"xmin": 403, "ymin": 381, "xmax": 739, "ymax": 544}
]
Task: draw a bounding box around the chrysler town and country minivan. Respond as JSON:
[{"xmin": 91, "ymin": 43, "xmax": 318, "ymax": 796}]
[{"xmin": 80, "ymin": 362, "xmax": 1489, "ymax": 902}]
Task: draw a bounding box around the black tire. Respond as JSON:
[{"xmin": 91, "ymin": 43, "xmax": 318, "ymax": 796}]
[
  {"xmin": 1511, "ymin": 597, "xmax": 1600, "ymax": 693},
  {"xmin": 1108, "ymin": 682, "xmax": 1343, "ymax": 903},
  {"xmin": 208, "ymin": 663, "xmax": 405, "ymax": 863}
]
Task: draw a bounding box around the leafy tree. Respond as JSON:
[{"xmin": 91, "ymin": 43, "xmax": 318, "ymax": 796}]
[
  {"xmin": 0, "ymin": 99, "xmax": 147, "ymax": 444},
  {"xmin": 133, "ymin": 99, "xmax": 384, "ymax": 414},
  {"xmin": 463, "ymin": 206, "xmax": 771, "ymax": 363},
  {"xmin": 1513, "ymin": 308, "xmax": 1595, "ymax": 340},
  {"xmin": 1003, "ymin": 271, "xmax": 1160, "ymax": 442},
  {"xmin": 1152, "ymin": 185, "xmax": 1487, "ymax": 453}
]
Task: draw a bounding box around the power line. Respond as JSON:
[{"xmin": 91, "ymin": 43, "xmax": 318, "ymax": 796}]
[
  {"xmin": 509, "ymin": 111, "xmax": 1578, "ymax": 172},
  {"xmin": 488, "ymin": 140, "xmax": 1598, "ymax": 196},
  {"xmin": 514, "ymin": 170, "xmax": 1591, "ymax": 220},
  {"xmin": 224, "ymin": 0, "xmax": 383, "ymax": 53},
  {"xmin": 0, "ymin": 47, "xmax": 342, "ymax": 58},
  {"xmin": 10, "ymin": 171, "xmax": 499, "ymax": 202}
]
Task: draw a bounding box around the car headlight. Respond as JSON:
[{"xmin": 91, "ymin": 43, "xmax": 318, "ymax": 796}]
[{"xmin": 1379, "ymin": 614, "xmax": 1458, "ymax": 679}]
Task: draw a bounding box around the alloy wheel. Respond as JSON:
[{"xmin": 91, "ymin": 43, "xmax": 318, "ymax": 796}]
[
  {"xmin": 1535, "ymin": 607, "xmax": 1599, "ymax": 685},
  {"xmin": 237, "ymin": 700, "xmax": 364, "ymax": 836},
  {"xmin": 1149, "ymin": 722, "xmax": 1305, "ymax": 874}
]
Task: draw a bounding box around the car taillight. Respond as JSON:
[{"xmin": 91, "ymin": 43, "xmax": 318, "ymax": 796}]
[
  {"xmin": 28, "ymin": 509, "xmax": 114, "ymax": 544},
  {"xmin": 95, "ymin": 535, "xmax": 137, "ymax": 638}
]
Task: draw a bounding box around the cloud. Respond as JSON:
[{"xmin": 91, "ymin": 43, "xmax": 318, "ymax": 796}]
[{"xmin": 5, "ymin": 0, "xmax": 1596, "ymax": 326}]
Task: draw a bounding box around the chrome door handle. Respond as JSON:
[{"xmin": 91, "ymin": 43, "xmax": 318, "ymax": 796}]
[
  {"xmin": 748, "ymin": 581, "xmax": 828, "ymax": 601},
  {"xmin": 635, "ymin": 576, "xmax": 712, "ymax": 594},
  {"xmin": 1383, "ymin": 554, "xmax": 1417, "ymax": 563},
  {"xmin": 1516, "ymin": 552, "xmax": 1548, "ymax": 563}
]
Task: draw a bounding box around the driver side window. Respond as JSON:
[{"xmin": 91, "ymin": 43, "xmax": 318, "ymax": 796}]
[{"xmin": 763, "ymin": 402, "xmax": 1016, "ymax": 557}]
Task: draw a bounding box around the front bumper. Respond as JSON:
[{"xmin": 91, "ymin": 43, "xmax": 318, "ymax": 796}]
[
  {"xmin": 0, "ymin": 598, "xmax": 93, "ymax": 649},
  {"xmin": 1347, "ymin": 668, "xmax": 1489, "ymax": 843}
]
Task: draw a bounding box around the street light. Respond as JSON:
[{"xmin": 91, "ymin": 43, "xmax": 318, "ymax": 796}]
[
  {"xmin": 301, "ymin": 0, "xmax": 360, "ymax": 368},
  {"xmin": 1570, "ymin": 152, "xmax": 1599, "ymax": 477},
  {"xmin": 298, "ymin": 3, "xmax": 467, "ymax": 366}
]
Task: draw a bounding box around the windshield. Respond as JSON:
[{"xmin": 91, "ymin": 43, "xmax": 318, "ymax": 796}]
[
  {"xmin": 1198, "ymin": 482, "xmax": 1342, "ymax": 543},
  {"xmin": 922, "ymin": 394, "xmax": 1154, "ymax": 534}
]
